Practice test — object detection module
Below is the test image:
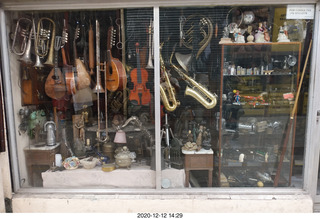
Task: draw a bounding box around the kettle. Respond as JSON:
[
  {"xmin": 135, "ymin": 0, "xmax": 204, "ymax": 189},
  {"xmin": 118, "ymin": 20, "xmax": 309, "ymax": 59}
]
[{"xmin": 44, "ymin": 121, "xmax": 56, "ymax": 146}]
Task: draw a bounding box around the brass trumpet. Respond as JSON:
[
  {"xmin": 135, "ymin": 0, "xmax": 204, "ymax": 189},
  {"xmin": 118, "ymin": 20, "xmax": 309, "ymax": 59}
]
[
  {"xmin": 160, "ymin": 51, "xmax": 180, "ymax": 112},
  {"xmin": 35, "ymin": 17, "xmax": 55, "ymax": 66},
  {"xmin": 11, "ymin": 17, "xmax": 33, "ymax": 64},
  {"xmin": 170, "ymin": 49, "xmax": 217, "ymax": 109}
]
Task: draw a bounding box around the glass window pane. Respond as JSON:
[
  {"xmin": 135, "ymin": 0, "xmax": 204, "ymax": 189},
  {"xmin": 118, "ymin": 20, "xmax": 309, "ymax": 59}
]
[
  {"xmin": 8, "ymin": 8, "xmax": 156, "ymax": 188},
  {"xmin": 159, "ymin": 5, "xmax": 313, "ymax": 188}
]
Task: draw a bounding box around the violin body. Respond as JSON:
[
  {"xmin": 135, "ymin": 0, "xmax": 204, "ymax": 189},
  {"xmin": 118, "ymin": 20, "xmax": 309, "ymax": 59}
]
[
  {"xmin": 129, "ymin": 67, "xmax": 151, "ymax": 105},
  {"xmin": 129, "ymin": 43, "xmax": 151, "ymax": 106}
]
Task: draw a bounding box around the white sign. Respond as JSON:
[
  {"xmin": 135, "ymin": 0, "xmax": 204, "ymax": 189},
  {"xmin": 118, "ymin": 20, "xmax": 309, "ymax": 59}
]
[{"xmin": 287, "ymin": 5, "xmax": 315, "ymax": 20}]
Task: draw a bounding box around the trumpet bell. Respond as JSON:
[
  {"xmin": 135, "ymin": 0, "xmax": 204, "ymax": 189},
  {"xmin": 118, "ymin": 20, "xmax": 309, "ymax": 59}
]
[{"xmin": 175, "ymin": 52, "xmax": 191, "ymax": 72}]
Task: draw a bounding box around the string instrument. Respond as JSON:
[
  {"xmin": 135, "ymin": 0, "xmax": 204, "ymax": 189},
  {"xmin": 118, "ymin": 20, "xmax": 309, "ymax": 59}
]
[
  {"xmin": 61, "ymin": 18, "xmax": 77, "ymax": 95},
  {"xmin": 73, "ymin": 23, "xmax": 91, "ymax": 91},
  {"xmin": 106, "ymin": 25, "xmax": 127, "ymax": 92},
  {"xmin": 129, "ymin": 42, "xmax": 151, "ymax": 105},
  {"xmin": 45, "ymin": 36, "xmax": 67, "ymax": 100}
]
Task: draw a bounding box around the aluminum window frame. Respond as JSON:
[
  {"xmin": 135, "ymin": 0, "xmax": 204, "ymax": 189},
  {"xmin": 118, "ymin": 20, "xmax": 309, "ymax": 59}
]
[{"xmin": 0, "ymin": 1, "xmax": 319, "ymax": 200}]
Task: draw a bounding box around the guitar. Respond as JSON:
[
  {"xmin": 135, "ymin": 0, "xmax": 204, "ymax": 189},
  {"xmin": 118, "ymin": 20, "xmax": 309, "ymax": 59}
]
[
  {"xmin": 73, "ymin": 23, "xmax": 91, "ymax": 91},
  {"xmin": 106, "ymin": 25, "xmax": 127, "ymax": 92},
  {"xmin": 129, "ymin": 42, "xmax": 151, "ymax": 105},
  {"xmin": 45, "ymin": 36, "xmax": 67, "ymax": 100}
]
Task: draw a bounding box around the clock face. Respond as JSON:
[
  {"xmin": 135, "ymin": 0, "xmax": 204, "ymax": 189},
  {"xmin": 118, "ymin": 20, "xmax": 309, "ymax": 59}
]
[
  {"xmin": 288, "ymin": 55, "xmax": 297, "ymax": 67},
  {"xmin": 243, "ymin": 11, "xmax": 255, "ymax": 25}
]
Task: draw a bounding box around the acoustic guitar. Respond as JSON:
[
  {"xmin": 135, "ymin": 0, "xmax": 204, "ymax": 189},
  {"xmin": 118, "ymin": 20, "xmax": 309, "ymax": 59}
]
[
  {"xmin": 45, "ymin": 36, "xmax": 67, "ymax": 100},
  {"xmin": 129, "ymin": 42, "xmax": 151, "ymax": 105},
  {"xmin": 106, "ymin": 26, "xmax": 127, "ymax": 92}
]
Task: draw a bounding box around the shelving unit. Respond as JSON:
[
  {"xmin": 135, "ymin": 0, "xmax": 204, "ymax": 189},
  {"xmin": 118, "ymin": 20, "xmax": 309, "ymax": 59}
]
[{"xmin": 218, "ymin": 42, "xmax": 301, "ymax": 187}]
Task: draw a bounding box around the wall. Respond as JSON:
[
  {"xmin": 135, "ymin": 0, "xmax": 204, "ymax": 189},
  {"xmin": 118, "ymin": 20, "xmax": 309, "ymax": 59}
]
[{"xmin": 11, "ymin": 193, "xmax": 313, "ymax": 213}]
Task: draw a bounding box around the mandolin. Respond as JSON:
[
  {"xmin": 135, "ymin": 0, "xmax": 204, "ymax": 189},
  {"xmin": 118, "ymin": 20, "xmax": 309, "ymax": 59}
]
[
  {"xmin": 61, "ymin": 18, "xmax": 77, "ymax": 95},
  {"xmin": 106, "ymin": 25, "xmax": 127, "ymax": 92},
  {"xmin": 129, "ymin": 42, "xmax": 151, "ymax": 105},
  {"xmin": 45, "ymin": 36, "xmax": 67, "ymax": 100}
]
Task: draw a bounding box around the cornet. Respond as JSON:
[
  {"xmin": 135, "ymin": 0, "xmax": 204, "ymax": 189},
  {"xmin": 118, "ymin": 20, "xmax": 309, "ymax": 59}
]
[
  {"xmin": 11, "ymin": 17, "xmax": 33, "ymax": 64},
  {"xmin": 35, "ymin": 17, "xmax": 55, "ymax": 66}
]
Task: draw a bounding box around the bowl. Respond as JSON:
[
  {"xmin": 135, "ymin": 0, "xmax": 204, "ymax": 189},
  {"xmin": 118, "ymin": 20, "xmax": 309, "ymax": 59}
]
[
  {"xmin": 63, "ymin": 156, "xmax": 80, "ymax": 170},
  {"xmin": 80, "ymin": 157, "xmax": 99, "ymax": 169}
]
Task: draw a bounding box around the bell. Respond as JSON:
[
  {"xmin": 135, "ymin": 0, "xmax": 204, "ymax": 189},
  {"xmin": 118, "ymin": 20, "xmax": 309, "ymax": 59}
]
[{"xmin": 175, "ymin": 52, "xmax": 191, "ymax": 72}]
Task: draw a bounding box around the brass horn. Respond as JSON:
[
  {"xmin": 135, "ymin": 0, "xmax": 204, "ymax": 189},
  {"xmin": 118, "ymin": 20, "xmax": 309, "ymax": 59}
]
[
  {"xmin": 170, "ymin": 49, "xmax": 217, "ymax": 109},
  {"xmin": 175, "ymin": 52, "xmax": 191, "ymax": 72},
  {"xmin": 181, "ymin": 15, "xmax": 213, "ymax": 59},
  {"xmin": 11, "ymin": 17, "xmax": 33, "ymax": 64},
  {"xmin": 35, "ymin": 17, "xmax": 55, "ymax": 66},
  {"xmin": 160, "ymin": 47, "xmax": 180, "ymax": 112}
]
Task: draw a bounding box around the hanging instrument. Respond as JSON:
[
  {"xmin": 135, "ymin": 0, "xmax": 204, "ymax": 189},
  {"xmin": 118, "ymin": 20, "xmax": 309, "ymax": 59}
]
[
  {"xmin": 181, "ymin": 15, "xmax": 213, "ymax": 59},
  {"xmin": 129, "ymin": 43, "xmax": 151, "ymax": 106},
  {"xmin": 11, "ymin": 17, "xmax": 33, "ymax": 65},
  {"xmin": 93, "ymin": 20, "xmax": 104, "ymax": 94},
  {"xmin": 170, "ymin": 47, "xmax": 217, "ymax": 109},
  {"xmin": 35, "ymin": 17, "xmax": 55, "ymax": 66},
  {"xmin": 160, "ymin": 45, "xmax": 180, "ymax": 112},
  {"xmin": 73, "ymin": 23, "xmax": 91, "ymax": 91},
  {"xmin": 145, "ymin": 18, "xmax": 154, "ymax": 69},
  {"xmin": 44, "ymin": 36, "xmax": 67, "ymax": 100},
  {"xmin": 105, "ymin": 25, "xmax": 127, "ymax": 92},
  {"xmin": 88, "ymin": 22, "xmax": 95, "ymax": 75},
  {"xmin": 61, "ymin": 18, "xmax": 77, "ymax": 95}
]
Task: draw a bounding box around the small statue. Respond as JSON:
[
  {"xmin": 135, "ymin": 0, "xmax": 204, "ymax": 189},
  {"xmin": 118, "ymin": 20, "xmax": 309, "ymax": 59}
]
[
  {"xmin": 283, "ymin": 21, "xmax": 289, "ymax": 37},
  {"xmin": 234, "ymin": 28, "xmax": 245, "ymax": 43},
  {"xmin": 255, "ymin": 22, "xmax": 266, "ymax": 43},
  {"xmin": 196, "ymin": 125, "xmax": 204, "ymax": 146},
  {"xmin": 202, "ymin": 128, "xmax": 212, "ymax": 150},
  {"xmin": 75, "ymin": 114, "xmax": 85, "ymax": 144},
  {"xmin": 187, "ymin": 130, "xmax": 193, "ymax": 142},
  {"xmin": 277, "ymin": 26, "xmax": 290, "ymax": 42},
  {"xmin": 246, "ymin": 26, "xmax": 254, "ymax": 43},
  {"xmin": 233, "ymin": 90, "xmax": 241, "ymax": 105}
]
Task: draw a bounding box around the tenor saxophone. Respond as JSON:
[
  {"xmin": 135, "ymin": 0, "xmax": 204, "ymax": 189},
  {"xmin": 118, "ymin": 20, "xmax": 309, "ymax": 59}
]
[{"xmin": 170, "ymin": 51, "xmax": 217, "ymax": 109}]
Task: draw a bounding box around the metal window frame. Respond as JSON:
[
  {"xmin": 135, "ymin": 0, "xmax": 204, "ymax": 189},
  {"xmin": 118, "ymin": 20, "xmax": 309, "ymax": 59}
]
[{"xmin": 0, "ymin": 1, "xmax": 319, "ymax": 201}]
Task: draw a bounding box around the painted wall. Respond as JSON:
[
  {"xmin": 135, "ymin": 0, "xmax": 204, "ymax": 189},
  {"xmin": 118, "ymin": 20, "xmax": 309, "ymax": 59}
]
[{"xmin": 12, "ymin": 193, "xmax": 313, "ymax": 213}]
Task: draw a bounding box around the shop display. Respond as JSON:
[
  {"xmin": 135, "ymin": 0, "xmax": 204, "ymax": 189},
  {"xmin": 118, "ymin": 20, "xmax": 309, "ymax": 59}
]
[{"xmin": 6, "ymin": 5, "xmax": 312, "ymax": 189}]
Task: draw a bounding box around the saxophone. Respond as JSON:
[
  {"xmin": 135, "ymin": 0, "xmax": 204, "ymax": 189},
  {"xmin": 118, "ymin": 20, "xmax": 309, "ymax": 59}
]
[
  {"xmin": 170, "ymin": 51, "xmax": 217, "ymax": 109},
  {"xmin": 160, "ymin": 52, "xmax": 180, "ymax": 112}
]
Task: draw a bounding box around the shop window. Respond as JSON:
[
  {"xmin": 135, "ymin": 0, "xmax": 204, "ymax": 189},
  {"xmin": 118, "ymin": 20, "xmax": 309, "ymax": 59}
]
[
  {"xmin": 159, "ymin": 6, "xmax": 313, "ymax": 188},
  {"xmin": 5, "ymin": 4, "xmax": 314, "ymax": 189}
]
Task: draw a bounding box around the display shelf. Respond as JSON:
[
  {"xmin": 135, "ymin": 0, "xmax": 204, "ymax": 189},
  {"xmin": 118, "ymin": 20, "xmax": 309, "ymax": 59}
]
[{"xmin": 218, "ymin": 42, "xmax": 301, "ymax": 187}]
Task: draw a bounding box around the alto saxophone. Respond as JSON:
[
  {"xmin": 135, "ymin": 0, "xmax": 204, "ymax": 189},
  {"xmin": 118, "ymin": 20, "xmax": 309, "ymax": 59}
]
[
  {"xmin": 170, "ymin": 51, "xmax": 217, "ymax": 109},
  {"xmin": 160, "ymin": 52, "xmax": 180, "ymax": 112}
]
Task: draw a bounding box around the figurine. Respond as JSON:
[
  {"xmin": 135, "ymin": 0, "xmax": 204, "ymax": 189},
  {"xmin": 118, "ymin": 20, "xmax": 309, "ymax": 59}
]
[
  {"xmin": 187, "ymin": 130, "xmax": 193, "ymax": 142},
  {"xmin": 234, "ymin": 28, "xmax": 245, "ymax": 43},
  {"xmin": 283, "ymin": 21, "xmax": 289, "ymax": 37},
  {"xmin": 246, "ymin": 26, "xmax": 254, "ymax": 43},
  {"xmin": 233, "ymin": 90, "xmax": 241, "ymax": 105},
  {"xmin": 196, "ymin": 125, "xmax": 204, "ymax": 147},
  {"xmin": 255, "ymin": 22, "xmax": 266, "ymax": 43},
  {"xmin": 263, "ymin": 22, "xmax": 270, "ymax": 42},
  {"xmin": 219, "ymin": 26, "xmax": 233, "ymax": 44},
  {"xmin": 202, "ymin": 127, "xmax": 212, "ymax": 150},
  {"xmin": 277, "ymin": 26, "xmax": 290, "ymax": 42}
]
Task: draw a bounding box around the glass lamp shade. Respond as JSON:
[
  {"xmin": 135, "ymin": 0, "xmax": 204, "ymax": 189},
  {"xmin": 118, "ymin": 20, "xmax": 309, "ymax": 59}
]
[{"xmin": 114, "ymin": 130, "xmax": 127, "ymax": 144}]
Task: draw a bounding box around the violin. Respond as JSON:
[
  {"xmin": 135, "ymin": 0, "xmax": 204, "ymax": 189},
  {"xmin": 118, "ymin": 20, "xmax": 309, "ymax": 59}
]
[{"xmin": 129, "ymin": 42, "xmax": 151, "ymax": 105}]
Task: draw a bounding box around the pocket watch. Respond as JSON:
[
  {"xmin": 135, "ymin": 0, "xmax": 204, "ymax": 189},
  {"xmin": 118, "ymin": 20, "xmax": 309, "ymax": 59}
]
[{"xmin": 287, "ymin": 55, "xmax": 297, "ymax": 67}]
